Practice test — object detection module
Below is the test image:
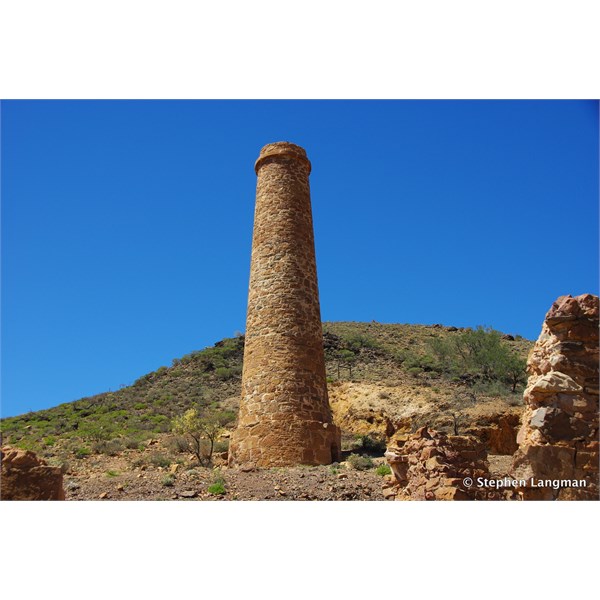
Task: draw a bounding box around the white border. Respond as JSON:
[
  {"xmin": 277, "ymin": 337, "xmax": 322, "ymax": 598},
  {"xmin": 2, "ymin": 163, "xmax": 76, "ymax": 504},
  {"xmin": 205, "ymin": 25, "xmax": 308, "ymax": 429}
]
[
  {"xmin": 1, "ymin": 1, "xmax": 599, "ymax": 596},
  {"xmin": 1, "ymin": 1, "xmax": 599, "ymax": 99}
]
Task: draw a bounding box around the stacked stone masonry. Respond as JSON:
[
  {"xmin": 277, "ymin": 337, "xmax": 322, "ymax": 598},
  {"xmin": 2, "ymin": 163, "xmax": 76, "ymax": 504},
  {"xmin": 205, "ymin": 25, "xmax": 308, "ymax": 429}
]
[
  {"xmin": 511, "ymin": 294, "xmax": 599, "ymax": 500},
  {"xmin": 1, "ymin": 446, "xmax": 65, "ymax": 500},
  {"xmin": 229, "ymin": 142, "xmax": 341, "ymax": 467},
  {"xmin": 384, "ymin": 427, "xmax": 501, "ymax": 500}
]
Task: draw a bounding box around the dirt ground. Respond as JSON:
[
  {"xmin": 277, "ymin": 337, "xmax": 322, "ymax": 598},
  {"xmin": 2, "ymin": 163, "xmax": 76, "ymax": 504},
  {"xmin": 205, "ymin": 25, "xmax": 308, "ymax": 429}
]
[
  {"xmin": 63, "ymin": 442, "xmax": 388, "ymax": 501},
  {"xmin": 62, "ymin": 443, "xmax": 514, "ymax": 501}
]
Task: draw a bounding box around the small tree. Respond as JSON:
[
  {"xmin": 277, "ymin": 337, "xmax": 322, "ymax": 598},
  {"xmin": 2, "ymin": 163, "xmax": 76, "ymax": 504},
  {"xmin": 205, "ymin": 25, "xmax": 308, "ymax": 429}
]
[
  {"xmin": 336, "ymin": 349, "xmax": 357, "ymax": 378},
  {"xmin": 172, "ymin": 408, "xmax": 225, "ymax": 466},
  {"xmin": 428, "ymin": 326, "xmax": 527, "ymax": 393},
  {"xmin": 500, "ymin": 351, "xmax": 527, "ymax": 392}
]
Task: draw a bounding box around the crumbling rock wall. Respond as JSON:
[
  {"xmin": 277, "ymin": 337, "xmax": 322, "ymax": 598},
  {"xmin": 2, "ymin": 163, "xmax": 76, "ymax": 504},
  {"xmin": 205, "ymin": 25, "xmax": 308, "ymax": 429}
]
[
  {"xmin": 384, "ymin": 426, "xmax": 500, "ymax": 500},
  {"xmin": 464, "ymin": 412, "xmax": 521, "ymax": 455},
  {"xmin": 1, "ymin": 446, "xmax": 65, "ymax": 500},
  {"xmin": 511, "ymin": 294, "xmax": 599, "ymax": 500}
]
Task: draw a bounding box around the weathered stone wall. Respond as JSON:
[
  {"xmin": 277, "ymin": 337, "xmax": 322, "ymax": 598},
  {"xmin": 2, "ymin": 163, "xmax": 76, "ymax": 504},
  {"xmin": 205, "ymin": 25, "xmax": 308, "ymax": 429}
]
[
  {"xmin": 464, "ymin": 412, "xmax": 521, "ymax": 455},
  {"xmin": 229, "ymin": 142, "xmax": 340, "ymax": 467},
  {"xmin": 511, "ymin": 294, "xmax": 599, "ymax": 500},
  {"xmin": 384, "ymin": 427, "xmax": 500, "ymax": 500},
  {"xmin": 1, "ymin": 446, "xmax": 65, "ymax": 500}
]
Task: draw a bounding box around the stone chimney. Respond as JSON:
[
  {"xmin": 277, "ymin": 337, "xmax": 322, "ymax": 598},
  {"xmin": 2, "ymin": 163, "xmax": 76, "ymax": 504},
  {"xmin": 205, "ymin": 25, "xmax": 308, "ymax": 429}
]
[{"xmin": 229, "ymin": 142, "xmax": 341, "ymax": 467}]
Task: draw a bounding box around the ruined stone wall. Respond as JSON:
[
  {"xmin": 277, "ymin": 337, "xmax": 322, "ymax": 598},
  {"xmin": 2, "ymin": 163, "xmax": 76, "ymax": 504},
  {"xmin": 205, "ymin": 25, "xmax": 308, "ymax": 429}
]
[
  {"xmin": 384, "ymin": 427, "xmax": 500, "ymax": 500},
  {"xmin": 1, "ymin": 446, "xmax": 65, "ymax": 500},
  {"xmin": 229, "ymin": 142, "xmax": 340, "ymax": 467},
  {"xmin": 511, "ymin": 294, "xmax": 599, "ymax": 500}
]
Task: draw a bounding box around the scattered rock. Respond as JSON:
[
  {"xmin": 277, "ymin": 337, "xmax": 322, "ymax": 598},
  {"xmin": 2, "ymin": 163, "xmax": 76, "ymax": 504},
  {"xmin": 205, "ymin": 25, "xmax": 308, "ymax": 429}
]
[{"xmin": 179, "ymin": 490, "xmax": 198, "ymax": 498}]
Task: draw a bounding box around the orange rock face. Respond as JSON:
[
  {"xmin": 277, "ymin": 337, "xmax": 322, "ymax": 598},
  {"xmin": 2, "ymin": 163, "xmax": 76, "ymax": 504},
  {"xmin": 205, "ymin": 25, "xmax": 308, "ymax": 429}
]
[
  {"xmin": 1, "ymin": 446, "xmax": 65, "ymax": 501},
  {"xmin": 511, "ymin": 294, "xmax": 599, "ymax": 500},
  {"xmin": 228, "ymin": 143, "xmax": 340, "ymax": 467}
]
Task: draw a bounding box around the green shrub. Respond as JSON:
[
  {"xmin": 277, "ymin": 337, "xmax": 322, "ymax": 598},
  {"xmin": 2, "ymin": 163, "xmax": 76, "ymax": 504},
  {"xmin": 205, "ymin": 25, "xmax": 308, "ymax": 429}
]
[
  {"xmin": 358, "ymin": 434, "xmax": 387, "ymax": 454},
  {"xmin": 472, "ymin": 379, "xmax": 512, "ymax": 397},
  {"xmin": 208, "ymin": 482, "xmax": 225, "ymax": 495},
  {"xmin": 208, "ymin": 470, "xmax": 226, "ymax": 495},
  {"xmin": 428, "ymin": 326, "xmax": 526, "ymax": 391},
  {"xmin": 376, "ymin": 464, "xmax": 392, "ymax": 476},
  {"xmin": 213, "ymin": 439, "xmax": 229, "ymax": 453},
  {"xmin": 148, "ymin": 452, "xmax": 171, "ymax": 468},
  {"xmin": 397, "ymin": 350, "xmax": 439, "ymax": 372},
  {"xmin": 347, "ymin": 453, "xmax": 374, "ymax": 471},
  {"xmin": 149, "ymin": 414, "xmax": 170, "ymax": 433},
  {"xmin": 75, "ymin": 446, "xmax": 91, "ymax": 459},
  {"xmin": 215, "ymin": 367, "xmax": 233, "ymax": 380},
  {"xmin": 162, "ymin": 475, "xmax": 175, "ymax": 487},
  {"xmin": 345, "ymin": 334, "xmax": 378, "ymax": 350},
  {"xmin": 168, "ymin": 435, "xmax": 191, "ymax": 453},
  {"xmin": 92, "ymin": 439, "xmax": 123, "ymax": 455},
  {"xmin": 121, "ymin": 436, "xmax": 143, "ymax": 450},
  {"xmin": 216, "ymin": 411, "xmax": 236, "ymax": 426}
]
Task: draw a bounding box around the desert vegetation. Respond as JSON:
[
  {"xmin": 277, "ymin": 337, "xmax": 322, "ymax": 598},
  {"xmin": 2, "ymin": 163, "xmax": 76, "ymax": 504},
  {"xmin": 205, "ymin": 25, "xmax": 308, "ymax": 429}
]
[{"xmin": 0, "ymin": 322, "xmax": 531, "ymax": 472}]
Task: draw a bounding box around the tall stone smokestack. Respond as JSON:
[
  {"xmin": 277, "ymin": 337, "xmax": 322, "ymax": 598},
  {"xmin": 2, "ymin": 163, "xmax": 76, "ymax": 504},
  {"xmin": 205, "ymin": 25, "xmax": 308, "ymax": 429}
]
[{"xmin": 229, "ymin": 142, "xmax": 341, "ymax": 467}]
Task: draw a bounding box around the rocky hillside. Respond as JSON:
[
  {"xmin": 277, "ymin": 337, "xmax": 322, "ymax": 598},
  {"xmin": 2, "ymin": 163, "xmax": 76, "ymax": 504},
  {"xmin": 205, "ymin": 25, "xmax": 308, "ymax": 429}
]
[{"xmin": 1, "ymin": 321, "xmax": 532, "ymax": 464}]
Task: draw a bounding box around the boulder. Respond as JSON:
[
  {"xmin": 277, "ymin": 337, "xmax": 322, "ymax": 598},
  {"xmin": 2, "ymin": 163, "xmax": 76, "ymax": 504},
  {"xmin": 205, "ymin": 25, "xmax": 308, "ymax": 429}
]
[{"xmin": 1, "ymin": 446, "xmax": 65, "ymax": 501}]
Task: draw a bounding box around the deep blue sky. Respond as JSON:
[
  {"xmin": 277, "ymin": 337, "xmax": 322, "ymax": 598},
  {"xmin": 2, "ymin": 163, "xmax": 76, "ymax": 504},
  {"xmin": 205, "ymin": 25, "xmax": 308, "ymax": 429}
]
[{"xmin": 2, "ymin": 100, "xmax": 598, "ymax": 417}]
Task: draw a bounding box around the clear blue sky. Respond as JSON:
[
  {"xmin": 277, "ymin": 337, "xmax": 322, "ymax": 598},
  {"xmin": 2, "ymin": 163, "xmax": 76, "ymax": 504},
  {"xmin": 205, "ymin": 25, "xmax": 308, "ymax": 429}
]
[{"xmin": 2, "ymin": 100, "xmax": 598, "ymax": 417}]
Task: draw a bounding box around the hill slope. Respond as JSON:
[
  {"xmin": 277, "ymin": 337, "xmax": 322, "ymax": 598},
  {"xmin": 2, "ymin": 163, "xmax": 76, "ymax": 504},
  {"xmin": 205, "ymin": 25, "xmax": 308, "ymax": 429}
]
[{"xmin": 1, "ymin": 321, "xmax": 532, "ymax": 465}]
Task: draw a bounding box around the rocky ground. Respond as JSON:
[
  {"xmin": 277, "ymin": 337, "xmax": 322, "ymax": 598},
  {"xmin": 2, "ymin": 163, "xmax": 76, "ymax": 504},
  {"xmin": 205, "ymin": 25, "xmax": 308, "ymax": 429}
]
[
  {"xmin": 64, "ymin": 456, "xmax": 511, "ymax": 501},
  {"xmin": 61, "ymin": 439, "xmax": 388, "ymax": 501},
  {"xmin": 7, "ymin": 377, "xmax": 524, "ymax": 501},
  {"xmin": 58, "ymin": 436, "xmax": 513, "ymax": 501}
]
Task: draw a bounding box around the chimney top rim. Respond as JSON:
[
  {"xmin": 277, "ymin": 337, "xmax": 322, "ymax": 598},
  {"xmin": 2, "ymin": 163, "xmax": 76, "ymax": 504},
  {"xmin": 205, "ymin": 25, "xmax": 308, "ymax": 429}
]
[{"xmin": 255, "ymin": 142, "xmax": 311, "ymax": 175}]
